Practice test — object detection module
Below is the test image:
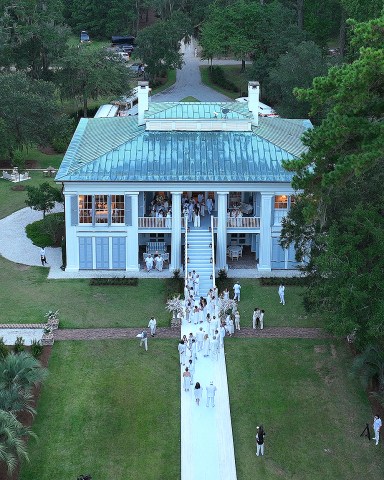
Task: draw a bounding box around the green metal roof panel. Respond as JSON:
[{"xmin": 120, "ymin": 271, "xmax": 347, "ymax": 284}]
[
  {"xmin": 256, "ymin": 117, "xmax": 312, "ymax": 157},
  {"xmin": 145, "ymin": 102, "xmax": 252, "ymax": 120},
  {"xmin": 57, "ymin": 129, "xmax": 295, "ymax": 182}
]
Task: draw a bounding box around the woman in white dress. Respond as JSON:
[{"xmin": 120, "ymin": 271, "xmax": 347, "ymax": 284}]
[
  {"xmin": 145, "ymin": 255, "xmax": 153, "ymax": 271},
  {"xmin": 223, "ymin": 288, "xmax": 230, "ymax": 300},
  {"xmin": 228, "ymin": 317, "xmax": 235, "ymax": 336},
  {"xmin": 183, "ymin": 368, "xmax": 191, "ymax": 392},
  {"xmin": 234, "ymin": 311, "xmax": 241, "ymax": 330},
  {"xmin": 194, "ymin": 209, "xmax": 200, "ymax": 228},
  {"xmin": 155, "ymin": 254, "xmax": 163, "ymax": 271},
  {"xmin": 193, "ymin": 306, "xmax": 200, "ymax": 325},
  {"xmin": 237, "ymin": 210, "xmax": 243, "ymax": 227},
  {"xmin": 194, "ymin": 382, "xmax": 202, "ymax": 406},
  {"xmin": 202, "ymin": 334, "xmax": 210, "ymax": 357},
  {"xmin": 165, "ymin": 210, "xmax": 172, "ymax": 228}
]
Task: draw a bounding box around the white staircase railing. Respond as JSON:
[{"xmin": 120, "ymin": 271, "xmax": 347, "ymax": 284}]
[{"xmin": 210, "ymin": 215, "xmax": 216, "ymax": 288}]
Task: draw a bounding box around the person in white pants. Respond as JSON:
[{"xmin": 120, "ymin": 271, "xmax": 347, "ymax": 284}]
[
  {"xmin": 206, "ymin": 381, "xmax": 217, "ymax": 407},
  {"xmin": 196, "ymin": 327, "xmax": 204, "ymax": 351},
  {"xmin": 148, "ymin": 317, "xmax": 157, "ymax": 336},
  {"xmin": 233, "ymin": 282, "xmax": 241, "ymax": 301},
  {"xmin": 194, "ymin": 274, "xmax": 200, "ymax": 296},
  {"xmin": 259, "ymin": 310, "xmax": 265, "ymax": 330},
  {"xmin": 373, "ymin": 415, "xmax": 382, "ymax": 445},
  {"xmin": 278, "ymin": 284, "xmax": 285, "ymax": 305}
]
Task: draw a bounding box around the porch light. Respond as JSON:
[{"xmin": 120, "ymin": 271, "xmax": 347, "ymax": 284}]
[
  {"xmin": 209, "ymin": 226, "xmax": 212, "ymax": 232},
  {"xmin": 187, "ymin": 227, "xmax": 190, "ymax": 233},
  {"xmin": 187, "ymin": 257, "xmax": 190, "ymax": 263},
  {"xmin": 187, "ymin": 244, "xmax": 190, "ymax": 248},
  {"xmin": 209, "ymin": 243, "xmax": 212, "ymax": 248},
  {"xmin": 210, "ymin": 257, "xmax": 213, "ymax": 263},
  {"xmin": 210, "ymin": 275, "xmax": 213, "ymax": 279}
]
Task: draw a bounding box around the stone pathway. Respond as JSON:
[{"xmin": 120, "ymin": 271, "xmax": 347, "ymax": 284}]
[{"xmin": 54, "ymin": 327, "xmax": 331, "ymax": 341}]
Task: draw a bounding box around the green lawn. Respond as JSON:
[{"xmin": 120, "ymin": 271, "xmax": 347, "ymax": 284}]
[
  {"xmin": 226, "ymin": 339, "xmax": 384, "ymax": 479},
  {"xmin": 200, "ymin": 65, "xmax": 250, "ymax": 99},
  {"xmin": 0, "ymin": 255, "xmax": 320, "ymax": 329},
  {"xmin": 19, "ymin": 340, "xmax": 180, "ymax": 480},
  {"xmin": 0, "ymin": 172, "xmax": 58, "ymax": 220},
  {"xmin": 0, "ymin": 256, "xmax": 172, "ymax": 328}
]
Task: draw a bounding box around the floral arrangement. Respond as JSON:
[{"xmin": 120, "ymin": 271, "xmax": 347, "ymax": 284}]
[
  {"xmin": 166, "ymin": 296, "xmax": 184, "ymax": 315},
  {"xmin": 217, "ymin": 298, "xmax": 237, "ymax": 320}
]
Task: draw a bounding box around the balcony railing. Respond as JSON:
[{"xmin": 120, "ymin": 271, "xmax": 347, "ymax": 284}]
[
  {"xmin": 138, "ymin": 216, "xmax": 187, "ymax": 229},
  {"xmin": 212, "ymin": 217, "xmax": 260, "ymax": 228}
]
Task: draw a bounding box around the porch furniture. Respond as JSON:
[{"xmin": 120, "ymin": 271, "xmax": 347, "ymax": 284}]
[
  {"xmin": 228, "ymin": 245, "xmax": 242, "ymax": 260},
  {"xmin": 146, "ymin": 241, "xmax": 167, "ymax": 254},
  {"xmin": 143, "ymin": 252, "xmax": 169, "ymax": 262},
  {"xmin": 240, "ymin": 202, "xmax": 253, "ymax": 215}
]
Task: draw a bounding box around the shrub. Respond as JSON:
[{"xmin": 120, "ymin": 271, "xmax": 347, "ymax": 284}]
[
  {"xmin": 259, "ymin": 276, "xmax": 308, "ymax": 286},
  {"xmin": 89, "ymin": 277, "xmax": 139, "ymax": 286},
  {"xmin": 172, "ymin": 268, "xmax": 181, "ymax": 279},
  {"xmin": 30, "ymin": 339, "xmax": 43, "ymax": 358},
  {"xmin": 0, "ymin": 337, "xmax": 9, "ymax": 359},
  {"xmin": 164, "ymin": 277, "xmax": 183, "ymax": 300},
  {"xmin": 209, "ymin": 66, "xmax": 238, "ymax": 93},
  {"xmin": 25, "ymin": 212, "xmax": 65, "ymax": 247},
  {"xmin": 14, "ymin": 336, "xmax": 25, "ymax": 353},
  {"xmin": 217, "ymin": 268, "xmax": 228, "ymax": 280}
]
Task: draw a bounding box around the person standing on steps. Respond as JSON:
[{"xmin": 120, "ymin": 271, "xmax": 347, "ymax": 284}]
[
  {"xmin": 278, "ymin": 283, "xmax": 285, "ymax": 305},
  {"xmin": 148, "ymin": 317, "xmax": 157, "ymax": 336},
  {"xmin": 206, "ymin": 381, "xmax": 217, "ymax": 407},
  {"xmin": 256, "ymin": 425, "xmax": 265, "ymax": 456}
]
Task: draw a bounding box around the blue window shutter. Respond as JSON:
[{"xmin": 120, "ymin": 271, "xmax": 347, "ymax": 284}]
[
  {"xmin": 125, "ymin": 195, "xmax": 132, "ymax": 226},
  {"xmin": 79, "ymin": 237, "xmax": 93, "ymax": 269},
  {"xmin": 71, "ymin": 195, "xmax": 78, "ymax": 226},
  {"xmin": 139, "ymin": 191, "xmax": 145, "ymax": 217},
  {"xmin": 96, "ymin": 237, "xmax": 109, "ymax": 269},
  {"xmin": 112, "ymin": 237, "xmax": 126, "ymax": 269}
]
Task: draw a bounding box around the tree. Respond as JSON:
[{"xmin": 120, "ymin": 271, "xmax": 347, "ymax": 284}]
[
  {"xmin": 0, "ymin": 0, "xmax": 70, "ymax": 80},
  {"xmin": 134, "ymin": 11, "xmax": 191, "ymax": 81},
  {"xmin": 280, "ymin": 15, "xmax": 384, "ymax": 345},
  {"xmin": 25, "ymin": 182, "xmax": 63, "ymax": 218},
  {"xmin": 56, "ymin": 45, "xmax": 132, "ymax": 117},
  {"xmin": 0, "ymin": 410, "xmax": 35, "ymax": 476},
  {"xmin": 267, "ymin": 41, "xmax": 328, "ymax": 118},
  {"xmin": 353, "ymin": 345, "xmax": 384, "ymax": 406},
  {"xmin": 0, "ymin": 352, "xmax": 48, "ymax": 393},
  {"xmin": 0, "ymin": 72, "xmax": 68, "ymax": 159}
]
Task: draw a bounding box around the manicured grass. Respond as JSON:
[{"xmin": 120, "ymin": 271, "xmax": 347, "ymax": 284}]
[
  {"xmin": 19, "ymin": 340, "xmax": 180, "ymax": 480},
  {"xmin": 200, "ymin": 65, "xmax": 249, "ymax": 99},
  {"xmin": 0, "ymin": 256, "xmax": 171, "ymax": 328},
  {"xmin": 226, "ymin": 339, "xmax": 384, "ymax": 479},
  {"xmin": 151, "ymin": 69, "xmax": 176, "ymax": 94},
  {"xmin": 180, "ymin": 96, "xmax": 200, "ymax": 102},
  {"xmin": 0, "ymin": 172, "xmax": 58, "ymax": 220},
  {"xmin": 225, "ymin": 278, "xmax": 322, "ymax": 328}
]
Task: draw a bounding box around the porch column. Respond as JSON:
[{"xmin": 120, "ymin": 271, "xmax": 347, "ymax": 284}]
[
  {"xmin": 258, "ymin": 193, "xmax": 273, "ymax": 271},
  {"xmin": 126, "ymin": 193, "xmax": 139, "ymax": 271},
  {"xmin": 171, "ymin": 191, "xmax": 182, "ymax": 270},
  {"xmin": 64, "ymin": 193, "xmax": 79, "ymax": 272},
  {"xmin": 216, "ymin": 192, "xmax": 228, "ymax": 270}
]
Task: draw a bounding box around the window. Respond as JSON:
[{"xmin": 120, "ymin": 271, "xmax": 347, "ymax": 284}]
[
  {"xmin": 112, "ymin": 195, "xmax": 124, "ymax": 223},
  {"xmin": 290, "ymin": 195, "xmax": 297, "ymax": 207},
  {"xmin": 95, "ymin": 195, "xmax": 108, "ymax": 223},
  {"xmin": 79, "ymin": 195, "xmax": 93, "ymax": 224},
  {"xmin": 230, "ymin": 192, "xmax": 242, "ymax": 207},
  {"xmin": 274, "ymin": 195, "xmax": 288, "ymax": 209}
]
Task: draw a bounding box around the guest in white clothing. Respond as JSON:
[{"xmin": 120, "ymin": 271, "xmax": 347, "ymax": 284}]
[
  {"xmin": 278, "ymin": 284, "xmax": 285, "ymax": 305},
  {"xmin": 206, "ymin": 381, "xmax": 217, "ymax": 407},
  {"xmin": 155, "ymin": 254, "xmax": 164, "ymax": 271},
  {"xmin": 148, "ymin": 317, "xmax": 157, "ymax": 336},
  {"xmin": 145, "ymin": 255, "xmax": 154, "ymax": 271},
  {"xmin": 233, "ymin": 282, "xmax": 241, "ymax": 301}
]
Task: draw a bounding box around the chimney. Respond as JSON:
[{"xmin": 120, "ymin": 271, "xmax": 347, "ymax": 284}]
[
  {"xmin": 248, "ymin": 81, "xmax": 260, "ymax": 127},
  {"xmin": 138, "ymin": 81, "xmax": 150, "ymax": 126}
]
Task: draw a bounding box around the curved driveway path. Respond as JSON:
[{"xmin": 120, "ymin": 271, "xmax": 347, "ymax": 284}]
[{"xmin": 153, "ymin": 39, "xmax": 246, "ymax": 102}]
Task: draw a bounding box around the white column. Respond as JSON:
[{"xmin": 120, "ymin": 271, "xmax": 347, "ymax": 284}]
[
  {"xmin": 137, "ymin": 81, "xmax": 150, "ymax": 126},
  {"xmin": 126, "ymin": 193, "xmax": 139, "ymax": 271},
  {"xmin": 216, "ymin": 192, "xmax": 228, "ymax": 270},
  {"xmin": 64, "ymin": 194, "xmax": 79, "ymax": 272},
  {"xmin": 171, "ymin": 192, "xmax": 182, "ymax": 270},
  {"xmin": 248, "ymin": 81, "xmax": 260, "ymax": 127},
  {"xmin": 258, "ymin": 193, "xmax": 273, "ymax": 271}
]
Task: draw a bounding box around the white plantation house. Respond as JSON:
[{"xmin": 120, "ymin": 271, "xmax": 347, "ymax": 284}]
[{"xmin": 56, "ymin": 81, "xmax": 310, "ymax": 274}]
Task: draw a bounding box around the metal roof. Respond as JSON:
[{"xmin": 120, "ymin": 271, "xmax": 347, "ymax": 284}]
[
  {"xmin": 256, "ymin": 117, "xmax": 311, "ymax": 157},
  {"xmin": 145, "ymin": 102, "xmax": 252, "ymax": 120},
  {"xmin": 56, "ymin": 121, "xmax": 295, "ymax": 182}
]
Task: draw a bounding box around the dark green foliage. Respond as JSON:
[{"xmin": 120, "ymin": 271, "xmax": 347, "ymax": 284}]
[
  {"xmin": 14, "ymin": 337, "xmax": 25, "ymax": 354},
  {"xmin": 164, "ymin": 277, "xmax": 184, "ymax": 300},
  {"xmin": 30, "ymin": 340, "xmax": 43, "ymax": 359},
  {"xmin": 280, "ymin": 15, "xmax": 384, "ymax": 345},
  {"xmin": 89, "ymin": 277, "xmax": 139, "ymax": 286},
  {"xmin": 208, "ymin": 67, "xmax": 238, "ymax": 92},
  {"xmin": 25, "ymin": 183, "xmax": 63, "ymax": 219},
  {"xmin": 26, "ymin": 212, "xmax": 65, "ymax": 247},
  {"xmin": 217, "ymin": 268, "xmax": 228, "ymax": 280},
  {"xmin": 259, "ymin": 277, "xmax": 308, "ymax": 287},
  {"xmin": 61, "ymin": 237, "xmax": 67, "ymax": 269},
  {"xmin": 0, "ymin": 337, "xmax": 9, "ymax": 359}
]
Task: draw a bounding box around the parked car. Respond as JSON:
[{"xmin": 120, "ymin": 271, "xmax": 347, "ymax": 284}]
[{"xmin": 80, "ymin": 30, "xmax": 90, "ymax": 43}]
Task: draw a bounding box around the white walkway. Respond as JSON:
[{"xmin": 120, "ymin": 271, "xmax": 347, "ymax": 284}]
[{"xmin": 180, "ymin": 317, "xmax": 237, "ymax": 480}]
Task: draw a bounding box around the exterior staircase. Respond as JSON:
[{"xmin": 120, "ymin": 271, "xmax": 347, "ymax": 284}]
[{"xmin": 187, "ymin": 229, "xmax": 213, "ymax": 296}]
